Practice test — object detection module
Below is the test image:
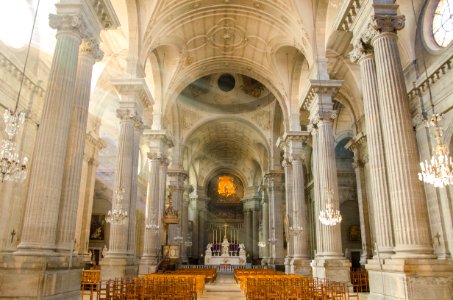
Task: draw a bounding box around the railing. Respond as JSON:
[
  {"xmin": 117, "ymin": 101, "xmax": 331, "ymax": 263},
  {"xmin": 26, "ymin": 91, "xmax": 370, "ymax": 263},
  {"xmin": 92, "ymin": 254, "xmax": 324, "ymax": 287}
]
[{"xmin": 177, "ymin": 264, "xmax": 273, "ymax": 273}]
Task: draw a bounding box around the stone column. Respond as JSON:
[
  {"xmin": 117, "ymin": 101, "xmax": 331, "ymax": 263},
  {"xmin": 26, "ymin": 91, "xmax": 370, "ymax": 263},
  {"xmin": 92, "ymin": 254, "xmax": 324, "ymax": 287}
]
[
  {"xmin": 56, "ymin": 38, "xmax": 103, "ymax": 253},
  {"xmin": 285, "ymin": 132, "xmax": 311, "ymax": 276},
  {"xmin": 260, "ymin": 185, "xmax": 270, "ymax": 264},
  {"xmin": 75, "ymin": 132, "xmax": 105, "ymax": 260},
  {"xmin": 365, "ymin": 7, "xmax": 453, "ymax": 299},
  {"xmin": 350, "ymin": 38, "xmax": 394, "ymax": 258},
  {"xmin": 139, "ymin": 154, "xmax": 161, "ymax": 274},
  {"xmin": 128, "ymin": 118, "xmax": 143, "ymax": 258},
  {"xmin": 244, "ymin": 209, "xmax": 252, "ymax": 255},
  {"xmin": 308, "ymin": 125, "xmax": 323, "ymax": 258},
  {"xmin": 197, "ymin": 198, "xmax": 208, "ymax": 260},
  {"xmin": 371, "ymin": 15, "xmax": 433, "ymax": 258},
  {"xmin": 413, "ymin": 114, "xmax": 450, "ymax": 259},
  {"xmin": 190, "ymin": 197, "xmax": 199, "ymax": 258},
  {"xmin": 158, "ymin": 157, "xmax": 169, "ymax": 248},
  {"xmin": 345, "ymin": 134, "xmax": 373, "ymax": 265},
  {"xmin": 266, "ymin": 171, "xmax": 285, "ymax": 265},
  {"xmin": 102, "ymin": 79, "xmax": 152, "ymax": 279},
  {"xmin": 16, "ymin": 14, "xmax": 87, "ymax": 256},
  {"xmin": 281, "ymin": 156, "xmax": 294, "ymax": 272},
  {"xmin": 181, "ymin": 184, "xmax": 193, "ymax": 263},
  {"xmin": 304, "ymin": 80, "xmax": 350, "ymax": 283},
  {"xmin": 252, "ymin": 208, "xmax": 259, "ymax": 259},
  {"xmin": 167, "ymin": 169, "xmax": 187, "ymax": 248}
]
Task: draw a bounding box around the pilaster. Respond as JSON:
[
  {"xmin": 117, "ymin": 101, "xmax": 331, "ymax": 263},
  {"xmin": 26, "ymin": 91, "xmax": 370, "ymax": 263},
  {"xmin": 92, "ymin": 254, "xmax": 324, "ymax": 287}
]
[
  {"xmin": 345, "ymin": 133, "xmax": 373, "ymax": 265},
  {"xmin": 265, "ymin": 170, "xmax": 285, "ymax": 265}
]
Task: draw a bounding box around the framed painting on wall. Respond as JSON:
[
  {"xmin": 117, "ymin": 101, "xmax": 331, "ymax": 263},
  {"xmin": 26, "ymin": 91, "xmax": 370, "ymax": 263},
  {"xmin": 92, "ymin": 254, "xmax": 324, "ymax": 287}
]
[{"xmin": 90, "ymin": 214, "xmax": 105, "ymax": 241}]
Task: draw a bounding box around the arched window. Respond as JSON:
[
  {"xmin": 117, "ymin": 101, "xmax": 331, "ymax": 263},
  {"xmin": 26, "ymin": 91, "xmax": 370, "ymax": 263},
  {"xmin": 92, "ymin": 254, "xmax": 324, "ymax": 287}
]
[{"xmin": 433, "ymin": 0, "xmax": 453, "ymax": 47}]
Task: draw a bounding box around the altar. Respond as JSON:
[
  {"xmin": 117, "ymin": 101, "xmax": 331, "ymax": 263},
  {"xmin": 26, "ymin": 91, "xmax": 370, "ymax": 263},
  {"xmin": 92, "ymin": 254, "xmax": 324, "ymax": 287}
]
[{"xmin": 204, "ymin": 238, "xmax": 246, "ymax": 265}]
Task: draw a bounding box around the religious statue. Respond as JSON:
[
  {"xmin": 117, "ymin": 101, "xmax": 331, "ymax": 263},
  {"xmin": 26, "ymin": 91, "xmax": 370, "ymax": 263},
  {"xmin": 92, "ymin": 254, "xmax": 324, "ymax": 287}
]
[
  {"xmin": 239, "ymin": 243, "xmax": 246, "ymax": 256},
  {"xmin": 101, "ymin": 245, "xmax": 107, "ymax": 258}
]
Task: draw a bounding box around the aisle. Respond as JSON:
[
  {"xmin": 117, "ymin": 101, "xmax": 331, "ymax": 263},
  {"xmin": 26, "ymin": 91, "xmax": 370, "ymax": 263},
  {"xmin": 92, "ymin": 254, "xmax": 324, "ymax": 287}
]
[{"xmin": 199, "ymin": 272, "xmax": 245, "ymax": 300}]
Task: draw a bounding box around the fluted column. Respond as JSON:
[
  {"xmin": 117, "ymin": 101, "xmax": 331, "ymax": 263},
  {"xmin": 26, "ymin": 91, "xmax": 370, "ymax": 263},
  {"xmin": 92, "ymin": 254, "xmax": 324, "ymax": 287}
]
[
  {"xmin": 316, "ymin": 112, "xmax": 343, "ymax": 258},
  {"xmin": 267, "ymin": 171, "xmax": 285, "ymax": 264},
  {"xmin": 371, "ymin": 15, "xmax": 433, "ymax": 258},
  {"xmin": 252, "ymin": 209, "xmax": 259, "ymax": 259},
  {"xmin": 282, "ymin": 157, "xmax": 294, "ymax": 268},
  {"xmin": 350, "ymin": 39, "xmax": 394, "ymax": 258},
  {"xmin": 308, "ymin": 125, "xmax": 323, "ymax": 256},
  {"xmin": 190, "ymin": 197, "xmax": 200, "ymax": 258},
  {"xmin": 75, "ymin": 133, "xmax": 105, "ymax": 259},
  {"xmin": 55, "ymin": 38, "xmax": 103, "ymax": 253},
  {"xmin": 181, "ymin": 184, "xmax": 192, "ymax": 263},
  {"xmin": 105, "ymin": 109, "xmax": 136, "ymax": 257},
  {"xmin": 16, "ymin": 15, "xmax": 87, "ymax": 255},
  {"xmin": 157, "ymin": 157, "xmax": 169, "ymax": 248},
  {"xmin": 260, "ymin": 185, "xmax": 270, "ymax": 263},
  {"xmin": 197, "ymin": 198, "xmax": 208, "ymax": 259},
  {"xmin": 167, "ymin": 170, "xmax": 187, "ymax": 248},
  {"xmin": 244, "ymin": 209, "xmax": 252, "ymax": 255},
  {"xmin": 346, "ymin": 134, "xmax": 373, "ymax": 265},
  {"xmin": 141, "ymin": 154, "xmax": 161, "ymax": 260}
]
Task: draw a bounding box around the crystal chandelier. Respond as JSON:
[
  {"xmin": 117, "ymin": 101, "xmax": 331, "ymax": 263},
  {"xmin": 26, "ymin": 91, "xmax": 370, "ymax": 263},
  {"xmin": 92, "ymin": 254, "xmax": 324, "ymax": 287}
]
[
  {"xmin": 418, "ymin": 114, "xmax": 453, "ymax": 188},
  {"xmin": 288, "ymin": 226, "xmax": 304, "ymax": 236},
  {"xmin": 319, "ymin": 189, "xmax": 342, "ymax": 226},
  {"xmin": 106, "ymin": 187, "xmax": 128, "ymax": 224},
  {"xmin": 0, "ymin": 0, "xmax": 41, "ymax": 183},
  {"xmin": 258, "ymin": 241, "xmax": 266, "ymax": 248},
  {"xmin": 1, "ymin": 111, "xmax": 28, "ymax": 182}
]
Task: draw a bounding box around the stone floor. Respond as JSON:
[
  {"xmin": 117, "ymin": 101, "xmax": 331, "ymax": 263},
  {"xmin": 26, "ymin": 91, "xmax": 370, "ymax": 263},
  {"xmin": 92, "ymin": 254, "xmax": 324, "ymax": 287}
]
[{"xmin": 199, "ymin": 272, "xmax": 245, "ymax": 300}]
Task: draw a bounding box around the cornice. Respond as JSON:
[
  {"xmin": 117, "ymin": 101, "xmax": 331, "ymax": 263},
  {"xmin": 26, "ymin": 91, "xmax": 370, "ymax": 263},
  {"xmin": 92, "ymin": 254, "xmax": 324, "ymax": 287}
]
[
  {"xmin": 111, "ymin": 78, "xmax": 154, "ymax": 109},
  {"xmin": 301, "ymin": 80, "xmax": 343, "ymax": 111}
]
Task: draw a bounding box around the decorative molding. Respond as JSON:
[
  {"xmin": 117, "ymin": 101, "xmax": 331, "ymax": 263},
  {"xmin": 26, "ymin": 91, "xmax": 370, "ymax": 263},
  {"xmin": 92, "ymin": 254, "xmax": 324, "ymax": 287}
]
[
  {"xmin": 371, "ymin": 14, "xmax": 405, "ymax": 33},
  {"xmin": 111, "ymin": 78, "xmax": 154, "ymax": 109},
  {"xmin": 0, "ymin": 53, "xmax": 46, "ymax": 98},
  {"xmin": 335, "ymin": 0, "xmax": 366, "ymax": 31},
  {"xmin": 301, "ymin": 79, "xmax": 343, "ymax": 111},
  {"xmin": 49, "ymin": 14, "xmax": 89, "ymax": 38},
  {"xmin": 80, "ymin": 38, "xmax": 104, "ymax": 61},
  {"xmin": 91, "ymin": 0, "xmax": 121, "ymax": 30},
  {"xmin": 86, "ymin": 131, "xmax": 107, "ymax": 150},
  {"xmin": 407, "ymin": 55, "xmax": 453, "ymax": 101}
]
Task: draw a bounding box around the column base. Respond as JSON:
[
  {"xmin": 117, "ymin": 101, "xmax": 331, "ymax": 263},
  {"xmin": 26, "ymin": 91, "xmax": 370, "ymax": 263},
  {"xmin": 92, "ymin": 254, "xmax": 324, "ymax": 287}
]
[
  {"xmin": 0, "ymin": 253, "xmax": 82, "ymax": 299},
  {"xmin": 138, "ymin": 256, "xmax": 159, "ymax": 275},
  {"xmin": 285, "ymin": 256, "xmax": 294, "ymax": 274},
  {"xmin": 100, "ymin": 256, "xmax": 138, "ymax": 280},
  {"xmin": 293, "ymin": 257, "xmax": 312, "ymax": 276},
  {"xmin": 311, "ymin": 257, "xmax": 351, "ymax": 282},
  {"xmin": 366, "ymin": 258, "xmax": 453, "ymax": 300}
]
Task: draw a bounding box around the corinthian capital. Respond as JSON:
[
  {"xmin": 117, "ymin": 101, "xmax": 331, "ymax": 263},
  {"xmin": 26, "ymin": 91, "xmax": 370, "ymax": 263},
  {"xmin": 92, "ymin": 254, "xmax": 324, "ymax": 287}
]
[
  {"xmin": 371, "ymin": 14, "xmax": 405, "ymax": 33},
  {"xmin": 116, "ymin": 108, "xmax": 138, "ymax": 121},
  {"xmin": 49, "ymin": 14, "xmax": 89, "ymax": 38},
  {"xmin": 80, "ymin": 38, "xmax": 104, "ymax": 61}
]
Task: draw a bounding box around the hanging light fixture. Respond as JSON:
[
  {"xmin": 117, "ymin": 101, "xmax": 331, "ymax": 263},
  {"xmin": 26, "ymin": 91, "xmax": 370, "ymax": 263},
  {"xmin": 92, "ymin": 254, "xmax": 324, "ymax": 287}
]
[
  {"xmin": 0, "ymin": 0, "xmax": 42, "ymax": 183},
  {"xmin": 106, "ymin": 187, "xmax": 128, "ymax": 224},
  {"xmin": 258, "ymin": 241, "xmax": 266, "ymax": 248},
  {"xmin": 418, "ymin": 113, "xmax": 453, "ymax": 187},
  {"xmin": 319, "ymin": 189, "xmax": 342, "ymax": 226}
]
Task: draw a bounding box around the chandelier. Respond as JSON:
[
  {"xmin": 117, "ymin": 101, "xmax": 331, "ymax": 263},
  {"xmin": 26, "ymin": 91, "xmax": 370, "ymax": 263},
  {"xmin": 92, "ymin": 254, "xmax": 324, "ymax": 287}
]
[
  {"xmin": 418, "ymin": 114, "xmax": 453, "ymax": 187},
  {"xmin": 258, "ymin": 241, "xmax": 266, "ymax": 248},
  {"xmin": 1, "ymin": 111, "xmax": 28, "ymax": 182},
  {"xmin": 319, "ymin": 189, "xmax": 342, "ymax": 226},
  {"xmin": 106, "ymin": 187, "xmax": 128, "ymax": 224},
  {"xmin": 0, "ymin": 0, "xmax": 41, "ymax": 183},
  {"xmin": 288, "ymin": 226, "xmax": 304, "ymax": 236}
]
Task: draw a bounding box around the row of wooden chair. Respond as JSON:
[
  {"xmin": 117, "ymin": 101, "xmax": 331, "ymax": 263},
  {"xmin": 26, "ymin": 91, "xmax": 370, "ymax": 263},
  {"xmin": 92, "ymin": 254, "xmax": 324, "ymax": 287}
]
[
  {"xmin": 81, "ymin": 270, "xmax": 101, "ymax": 299},
  {"xmin": 234, "ymin": 268, "xmax": 278, "ymax": 283},
  {"xmin": 143, "ymin": 274, "xmax": 205, "ymax": 295},
  {"xmin": 173, "ymin": 267, "xmax": 217, "ymax": 283},
  {"xmin": 95, "ymin": 275, "xmax": 198, "ymax": 300},
  {"xmin": 243, "ymin": 276, "xmax": 359, "ymax": 300},
  {"xmin": 350, "ymin": 269, "xmax": 369, "ymax": 293}
]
